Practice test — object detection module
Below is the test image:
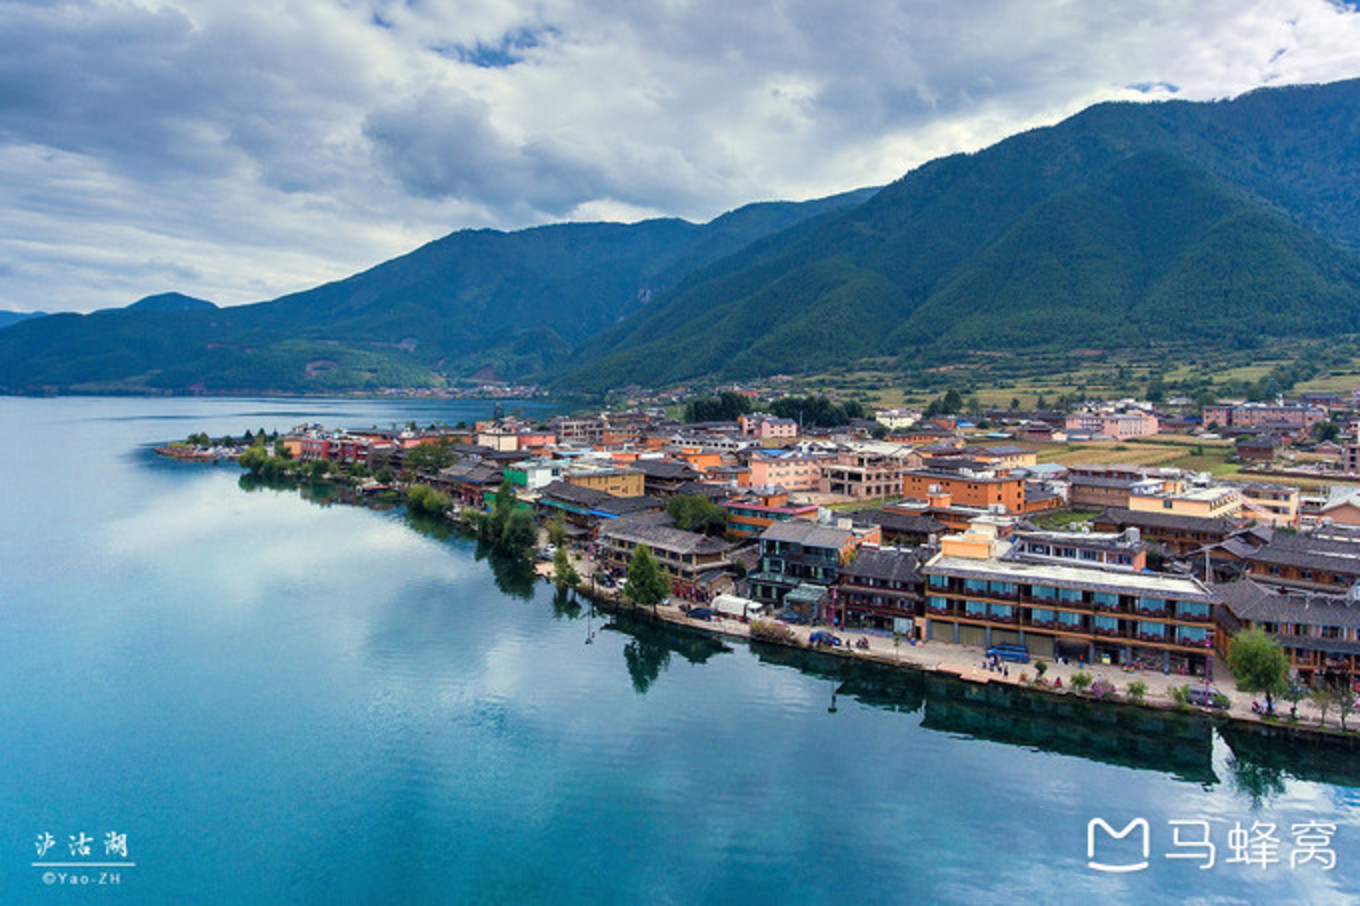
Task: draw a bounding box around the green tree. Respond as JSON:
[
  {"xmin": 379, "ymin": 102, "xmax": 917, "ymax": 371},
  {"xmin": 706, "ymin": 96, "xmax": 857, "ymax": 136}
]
[
  {"xmin": 666, "ymin": 495, "xmax": 727, "ymax": 535},
  {"xmin": 1228, "ymin": 628, "xmax": 1289, "ymax": 715},
  {"xmin": 498, "ymin": 509, "xmax": 539, "ymax": 560},
  {"xmin": 623, "ymin": 544, "xmax": 671, "ymax": 613},
  {"xmin": 404, "ymin": 439, "xmax": 457, "ymax": 475},
  {"xmin": 553, "ymin": 545, "xmax": 581, "ymax": 593},
  {"xmin": 238, "ymin": 446, "xmax": 268, "ymax": 475},
  {"xmin": 1071, "ymin": 671, "xmax": 1094, "ymax": 693},
  {"xmin": 548, "ymin": 513, "xmax": 567, "ymax": 549},
  {"xmin": 1170, "ymin": 684, "xmax": 1192, "ymax": 709},
  {"xmin": 1127, "ymin": 680, "xmax": 1148, "ymax": 703},
  {"xmin": 1312, "ymin": 684, "xmax": 1335, "ymax": 727},
  {"xmin": 1282, "ymin": 678, "xmax": 1307, "ymax": 720},
  {"xmin": 1334, "ymin": 684, "xmax": 1357, "ymax": 731}
]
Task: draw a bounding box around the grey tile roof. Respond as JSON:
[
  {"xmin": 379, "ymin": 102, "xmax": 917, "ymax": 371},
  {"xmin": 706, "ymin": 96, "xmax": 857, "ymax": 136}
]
[
  {"xmin": 1214, "ymin": 580, "xmax": 1360, "ymax": 630},
  {"xmin": 840, "ymin": 548, "xmax": 923, "ymax": 585},
  {"xmin": 601, "ymin": 521, "xmax": 732, "ymax": 556},
  {"xmin": 1095, "ymin": 508, "xmax": 1241, "ymax": 535},
  {"xmin": 1247, "ymin": 533, "xmax": 1360, "ymax": 575},
  {"xmin": 760, "ymin": 520, "xmax": 854, "ymax": 549}
]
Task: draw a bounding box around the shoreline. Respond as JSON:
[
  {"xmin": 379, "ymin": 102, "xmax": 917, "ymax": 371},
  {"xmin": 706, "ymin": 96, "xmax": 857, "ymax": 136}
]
[{"xmin": 548, "ymin": 562, "xmax": 1360, "ymax": 749}]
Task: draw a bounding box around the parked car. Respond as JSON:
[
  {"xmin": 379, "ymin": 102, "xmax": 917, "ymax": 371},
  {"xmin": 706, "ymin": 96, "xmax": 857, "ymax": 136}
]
[
  {"xmin": 777, "ymin": 610, "xmax": 810, "ymax": 626},
  {"xmin": 596, "ymin": 575, "xmax": 615, "ymax": 588},
  {"xmin": 687, "ymin": 607, "xmax": 717, "ymax": 621},
  {"xmin": 536, "ymin": 549, "xmax": 555, "ymax": 562},
  {"xmin": 1187, "ymin": 685, "xmax": 1230, "ymax": 709},
  {"xmin": 809, "ymin": 630, "xmax": 842, "ymax": 647}
]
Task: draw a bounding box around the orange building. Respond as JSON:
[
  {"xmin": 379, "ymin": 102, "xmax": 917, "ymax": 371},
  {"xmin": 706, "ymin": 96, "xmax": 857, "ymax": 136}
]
[{"xmin": 902, "ymin": 469, "xmax": 1025, "ymax": 513}]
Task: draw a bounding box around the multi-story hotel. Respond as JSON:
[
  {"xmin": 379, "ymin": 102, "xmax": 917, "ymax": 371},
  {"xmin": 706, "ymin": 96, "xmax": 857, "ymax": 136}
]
[
  {"xmin": 921, "ymin": 525, "xmax": 1218, "ymax": 674},
  {"xmin": 1215, "ymin": 580, "xmax": 1360, "ymax": 689}
]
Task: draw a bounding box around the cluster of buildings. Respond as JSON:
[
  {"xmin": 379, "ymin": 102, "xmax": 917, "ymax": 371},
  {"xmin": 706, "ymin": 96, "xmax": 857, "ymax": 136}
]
[{"xmin": 274, "ymin": 391, "xmax": 1360, "ymax": 694}]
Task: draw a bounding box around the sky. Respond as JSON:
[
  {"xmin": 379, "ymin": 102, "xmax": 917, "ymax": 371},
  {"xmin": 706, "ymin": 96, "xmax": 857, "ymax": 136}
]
[{"xmin": 3, "ymin": 0, "xmax": 1360, "ymax": 314}]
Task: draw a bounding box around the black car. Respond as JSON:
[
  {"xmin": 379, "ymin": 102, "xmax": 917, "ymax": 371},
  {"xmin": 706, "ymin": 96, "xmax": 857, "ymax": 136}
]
[
  {"xmin": 686, "ymin": 607, "xmax": 718, "ymax": 621},
  {"xmin": 777, "ymin": 610, "xmax": 809, "ymax": 625},
  {"xmin": 596, "ymin": 575, "xmax": 615, "ymax": 588}
]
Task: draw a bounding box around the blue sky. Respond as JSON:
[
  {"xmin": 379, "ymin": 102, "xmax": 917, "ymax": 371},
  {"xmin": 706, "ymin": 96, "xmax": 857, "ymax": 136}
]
[{"xmin": 3, "ymin": 0, "xmax": 1360, "ymax": 314}]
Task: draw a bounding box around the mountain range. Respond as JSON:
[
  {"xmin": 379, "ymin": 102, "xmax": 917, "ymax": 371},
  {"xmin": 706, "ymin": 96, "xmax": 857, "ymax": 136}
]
[{"xmin": 3, "ymin": 77, "xmax": 1360, "ymax": 395}]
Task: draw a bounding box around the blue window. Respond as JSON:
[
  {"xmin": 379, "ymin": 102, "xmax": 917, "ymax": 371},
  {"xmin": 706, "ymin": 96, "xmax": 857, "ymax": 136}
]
[
  {"xmin": 964, "ymin": 578, "xmax": 987, "ymax": 593},
  {"xmin": 1176, "ymin": 601, "xmax": 1210, "ymax": 619},
  {"xmin": 1137, "ymin": 596, "xmax": 1165, "ymax": 614},
  {"xmin": 1057, "ymin": 611, "xmax": 1082, "ymax": 627},
  {"xmin": 1178, "ymin": 626, "xmax": 1209, "ymax": 645},
  {"xmin": 989, "ymin": 604, "xmax": 1013, "ymax": 619},
  {"xmin": 928, "ymin": 574, "xmax": 947, "ymax": 588},
  {"xmin": 1094, "ymin": 615, "xmax": 1118, "ymax": 631},
  {"xmin": 1092, "ymin": 592, "xmax": 1118, "ymax": 608},
  {"xmin": 989, "ymin": 581, "xmax": 1015, "ymax": 596},
  {"xmin": 1031, "ymin": 585, "xmax": 1057, "ymax": 601},
  {"xmin": 1058, "ymin": 587, "xmax": 1084, "ymax": 604},
  {"xmin": 1138, "ymin": 621, "xmax": 1165, "ymax": 638},
  {"xmin": 1030, "ymin": 608, "xmax": 1054, "ymax": 623},
  {"xmin": 965, "ymin": 600, "xmax": 986, "ymax": 617}
]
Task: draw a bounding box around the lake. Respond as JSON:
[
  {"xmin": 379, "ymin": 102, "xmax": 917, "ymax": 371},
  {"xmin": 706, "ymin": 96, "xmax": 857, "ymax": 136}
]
[{"xmin": 1, "ymin": 396, "xmax": 1357, "ymax": 904}]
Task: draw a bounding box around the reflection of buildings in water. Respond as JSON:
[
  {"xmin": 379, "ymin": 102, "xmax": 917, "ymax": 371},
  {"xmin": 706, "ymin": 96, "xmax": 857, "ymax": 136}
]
[
  {"xmin": 920, "ymin": 675, "xmax": 1219, "ymax": 785},
  {"xmin": 1216, "ymin": 723, "xmax": 1360, "ymax": 791}
]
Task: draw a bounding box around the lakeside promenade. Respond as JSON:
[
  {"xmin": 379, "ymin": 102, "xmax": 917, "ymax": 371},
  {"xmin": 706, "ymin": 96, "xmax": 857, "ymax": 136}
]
[{"xmin": 537, "ymin": 551, "xmax": 1354, "ymax": 738}]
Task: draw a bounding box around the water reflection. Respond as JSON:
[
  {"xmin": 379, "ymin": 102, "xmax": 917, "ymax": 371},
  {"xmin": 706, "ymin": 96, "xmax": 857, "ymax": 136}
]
[
  {"xmin": 235, "ymin": 462, "xmax": 1360, "ymax": 795},
  {"xmin": 602, "ymin": 610, "xmax": 730, "ymax": 694},
  {"xmin": 476, "ymin": 544, "xmax": 538, "ymax": 601}
]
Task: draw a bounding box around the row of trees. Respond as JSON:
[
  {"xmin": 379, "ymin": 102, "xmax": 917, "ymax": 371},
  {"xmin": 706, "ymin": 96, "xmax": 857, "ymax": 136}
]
[
  {"xmin": 1229, "ymin": 628, "xmax": 1358, "ymax": 728},
  {"xmin": 682, "ymin": 392, "xmax": 867, "ymax": 428}
]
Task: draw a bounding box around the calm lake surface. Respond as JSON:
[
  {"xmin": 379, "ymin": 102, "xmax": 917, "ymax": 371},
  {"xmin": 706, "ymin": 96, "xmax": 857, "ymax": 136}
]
[{"xmin": 1, "ymin": 396, "xmax": 1358, "ymax": 904}]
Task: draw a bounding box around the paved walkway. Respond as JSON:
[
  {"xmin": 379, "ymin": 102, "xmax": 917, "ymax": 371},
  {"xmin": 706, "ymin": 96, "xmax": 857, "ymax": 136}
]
[{"xmin": 538, "ymin": 546, "xmax": 1348, "ymax": 732}]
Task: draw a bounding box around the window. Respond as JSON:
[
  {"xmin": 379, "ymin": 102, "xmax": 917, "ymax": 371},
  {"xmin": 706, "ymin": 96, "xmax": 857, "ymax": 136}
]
[
  {"xmin": 1138, "ymin": 621, "xmax": 1166, "ymax": 639},
  {"xmin": 1178, "ymin": 626, "xmax": 1208, "ymax": 645},
  {"xmin": 1094, "ymin": 615, "xmax": 1118, "ymax": 631},
  {"xmin": 965, "ymin": 600, "xmax": 986, "ymax": 617}
]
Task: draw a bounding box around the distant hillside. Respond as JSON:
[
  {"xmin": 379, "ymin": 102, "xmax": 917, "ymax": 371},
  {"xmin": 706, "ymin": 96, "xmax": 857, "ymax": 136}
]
[
  {"xmin": 0, "ymin": 310, "xmax": 46, "ymax": 329},
  {"xmin": 0, "ymin": 187, "xmax": 874, "ymax": 393},
  {"xmin": 558, "ymin": 78, "xmax": 1360, "ymax": 389},
  {"xmin": 125, "ymin": 293, "xmax": 217, "ymax": 313}
]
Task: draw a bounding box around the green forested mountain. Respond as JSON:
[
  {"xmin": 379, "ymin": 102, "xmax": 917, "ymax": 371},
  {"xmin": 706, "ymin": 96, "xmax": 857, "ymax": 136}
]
[
  {"xmin": 6, "ymin": 78, "xmax": 1360, "ymax": 395},
  {"xmin": 558, "ymin": 78, "xmax": 1360, "ymax": 389},
  {"xmin": 0, "ymin": 188, "xmax": 875, "ymax": 393}
]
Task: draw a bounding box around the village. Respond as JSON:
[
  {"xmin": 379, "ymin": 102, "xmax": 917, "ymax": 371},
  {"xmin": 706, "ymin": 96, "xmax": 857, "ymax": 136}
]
[{"xmin": 167, "ymin": 388, "xmax": 1360, "ymax": 736}]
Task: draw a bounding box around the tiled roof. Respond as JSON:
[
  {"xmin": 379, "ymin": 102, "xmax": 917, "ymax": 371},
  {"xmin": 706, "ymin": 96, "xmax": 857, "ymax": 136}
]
[
  {"xmin": 761, "ymin": 520, "xmax": 854, "ymax": 549},
  {"xmin": 840, "ymin": 548, "xmax": 923, "ymax": 585},
  {"xmin": 1095, "ymin": 508, "xmax": 1240, "ymax": 535},
  {"xmin": 1214, "ymin": 580, "xmax": 1360, "ymax": 630}
]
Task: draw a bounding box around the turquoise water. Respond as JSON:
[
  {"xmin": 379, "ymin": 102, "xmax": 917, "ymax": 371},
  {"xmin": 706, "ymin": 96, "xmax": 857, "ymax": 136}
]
[{"xmin": 1, "ymin": 396, "xmax": 1358, "ymax": 904}]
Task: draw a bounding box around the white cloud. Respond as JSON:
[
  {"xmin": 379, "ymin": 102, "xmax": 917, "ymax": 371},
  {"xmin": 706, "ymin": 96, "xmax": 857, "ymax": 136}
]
[{"xmin": 2, "ymin": 0, "xmax": 1360, "ymax": 312}]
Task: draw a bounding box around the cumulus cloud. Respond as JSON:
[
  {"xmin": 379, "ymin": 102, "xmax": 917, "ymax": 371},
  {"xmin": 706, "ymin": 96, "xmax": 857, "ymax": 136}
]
[{"xmin": 1, "ymin": 0, "xmax": 1360, "ymax": 312}]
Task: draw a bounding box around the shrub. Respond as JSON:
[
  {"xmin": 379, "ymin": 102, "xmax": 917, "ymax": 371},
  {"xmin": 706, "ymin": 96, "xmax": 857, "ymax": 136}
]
[
  {"xmin": 1170, "ymin": 684, "xmax": 1191, "ymax": 710},
  {"xmin": 1127, "ymin": 680, "xmax": 1148, "ymax": 703},
  {"xmin": 1089, "ymin": 678, "xmax": 1117, "ymax": 700},
  {"xmin": 749, "ymin": 619, "xmax": 796, "ymax": 645},
  {"xmin": 1071, "ymin": 671, "xmax": 1094, "ymax": 693}
]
